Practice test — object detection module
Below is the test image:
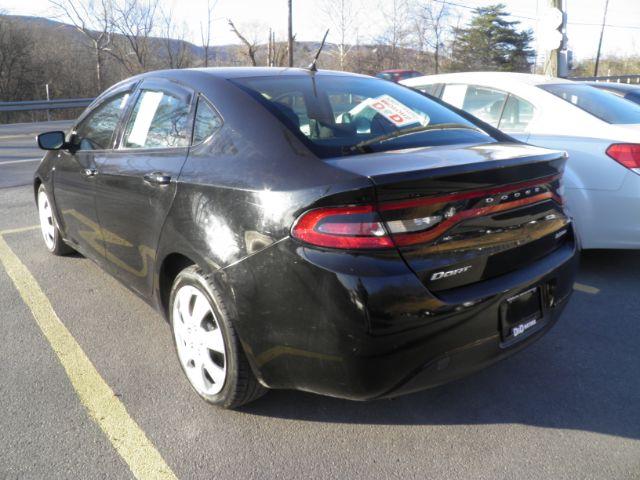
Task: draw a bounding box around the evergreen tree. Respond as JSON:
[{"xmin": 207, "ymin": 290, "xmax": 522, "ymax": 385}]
[{"xmin": 450, "ymin": 4, "xmax": 534, "ymax": 72}]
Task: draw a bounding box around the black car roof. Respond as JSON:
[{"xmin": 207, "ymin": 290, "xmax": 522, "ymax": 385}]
[
  {"xmin": 97, "ymin": 67, "xmax": 373, "ymax": 109},
  {"xmin": 144, "ymin": 67, "xmax": 371, "ymax": 81}
]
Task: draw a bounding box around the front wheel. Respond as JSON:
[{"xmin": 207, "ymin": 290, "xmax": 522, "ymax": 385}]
[
  {"xmin": 169, "ymin": 265, "xmax": 266, "ymax": 409},
  {"xmin": 37, "ymin": 185, "xmax": 74, "ymax": 256}
]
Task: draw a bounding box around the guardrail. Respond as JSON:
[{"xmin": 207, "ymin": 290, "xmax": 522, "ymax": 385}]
[
  {"xmin": 570, "ymin": 74, "xmax": 640, "ymax": 84},
  {"xmin": 0, "ymin": 98, "xmax": 95, "ymax": 113}
]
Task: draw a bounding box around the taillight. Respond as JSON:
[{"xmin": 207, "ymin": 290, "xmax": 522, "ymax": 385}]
[
  {"xmin": 291, "ymin": 205, "xmax": 394, "ymax": 249},
  {"xmin": 292, "ymin": 175, "xmax": 561, "ymax": 250},
  {"xmin": 606, "ymin": 143, "xmax": 640, "ymax": 172}
]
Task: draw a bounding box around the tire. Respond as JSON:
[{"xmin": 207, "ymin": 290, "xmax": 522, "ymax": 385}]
[
  {"xmin": 37, "ymin": 185, "xmax": 74, "ymax": 256},
  {"xmin": 169, "ymin": 265, "xmax": 266, "ymax": 409}
]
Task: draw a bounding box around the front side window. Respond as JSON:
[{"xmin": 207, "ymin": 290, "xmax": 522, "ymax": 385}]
[
  {"xmin": 540, "ymin": 83, "xmax": 640, "ymax": 124},
  {"xmin": 231, "ymin": 75, "xmax": 494, "ymax": 158},
  {"xmin": 123, "ymin": 89, "xmax": 191, "ymax": 149},
  {"xmin": 193, "ymin": 96, "xmax": 223, "ymax": 144},
  {"xmin": 74, "ymin": 92, "xmax": 130, "ymax": 151}
]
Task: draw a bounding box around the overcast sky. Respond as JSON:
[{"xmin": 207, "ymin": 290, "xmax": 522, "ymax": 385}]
[{"xmin": 2, "ymin": 0, "xmax": 639, "ymax": 61}]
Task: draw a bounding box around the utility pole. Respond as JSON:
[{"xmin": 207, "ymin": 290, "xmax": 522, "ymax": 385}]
[
  {"xmin": 287, "ymin": 0, "xmax": 293, "ymax": 67},
  {"xmin": 594, "ymin": 0, "xmax": 610, "ymax": 77},
  {"xmin": 542, "ymin": 0, "xmax": 567, "ymax": 77}
]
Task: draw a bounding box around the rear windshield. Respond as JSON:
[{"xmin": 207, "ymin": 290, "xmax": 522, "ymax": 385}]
[
  {"xmin": 231, "ymin": 75, "xmax": 495, "ymax": 158},
  {"xmin": 540, "ymin": 83, "xmax": 640, "ymax": 124}
]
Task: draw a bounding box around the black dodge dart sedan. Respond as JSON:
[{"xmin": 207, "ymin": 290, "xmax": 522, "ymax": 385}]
[{"xmin": 35, "ymin": 68, "xmax": 578, "ymax": 408}]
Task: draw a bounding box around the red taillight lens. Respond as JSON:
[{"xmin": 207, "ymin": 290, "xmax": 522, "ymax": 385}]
[
  {"xmin": 606, "ymin": 143, "xmax": 640, "ymax": 171},
  {"xmin": 291, "ymin": 205, "xmax": 394, "ymax": 249}
]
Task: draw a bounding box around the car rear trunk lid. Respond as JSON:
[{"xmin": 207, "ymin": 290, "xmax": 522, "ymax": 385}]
[{"xmin": 330, "ymin": 142, "xmax": 571, "ymax": 292}]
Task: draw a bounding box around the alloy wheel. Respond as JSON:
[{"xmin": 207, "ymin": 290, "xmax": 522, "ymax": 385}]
[
  {"xmin": 172, "ymin": 285, "xmax": 227, "ymax": 396},
  {"xmin": 38, "ymin": 190, "xmax": 56, "ymax": 250}
]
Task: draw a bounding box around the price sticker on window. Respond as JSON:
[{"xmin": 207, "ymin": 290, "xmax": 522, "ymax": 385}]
[{"xmin": 366, "ymin": 94, "xmax": 424, "ymax": 127}]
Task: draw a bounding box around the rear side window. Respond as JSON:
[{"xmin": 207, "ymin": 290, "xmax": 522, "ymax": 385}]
[
  {"xmin": 193, "ymin": 97, "xmax": 223, "ymax": 144},
  {"xmin": 441, "ymin": 84, "xmax": 467, "ymax": 108},
  {"xmin": 123, "ymin": 89, "xmax": 191, "ymax": 149},
  {"xmin": 417, "ymin": 83, "xmax": 442, "ymax": 97},
  {"xmin": 461, "ymin": 86, "xmax": 508, "ymax": 127},
  {"xmin": 74, "ymin": 92, "xmax": 130, "ymax": 151},
  {"xmin": 627, "ymin": 92, "xmax": 640, "ymax": 105},
  {"xmin": 540, "ymin": 83, "xmax": 640, "ymax": 124},
  {"xmin": 499, "ymin": 95, "xmax": 535, "ymax": 133}
]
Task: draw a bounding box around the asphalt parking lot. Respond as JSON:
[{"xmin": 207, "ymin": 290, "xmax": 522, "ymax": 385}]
[{"xmin": 1, "ymin": 124, "xmax": 639, "ymax": 479}]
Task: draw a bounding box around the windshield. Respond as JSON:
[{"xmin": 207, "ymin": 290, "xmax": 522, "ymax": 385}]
[
  {"xmin": 540, "ymin": 83, "xmax": 640, "ymax": 124},
  {"xmin": 231, "ymin": 75, "xmax": 495, "ymax": 158}
]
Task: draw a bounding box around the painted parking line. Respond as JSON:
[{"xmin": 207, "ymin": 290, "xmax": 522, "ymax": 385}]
[
  {"xmin": 573, "ymin": 282, "xmax": 600, "ymax": 295},
  {"xmin": 0, "ymin": 225, "xmax": 40, "ymax": 235},
  {"xmin": 0, "ymin": 232, "xmax": 177, "ymax": 480},
  {"xmin": 0, "ymin": 158, "xmax": 41, "ymax": 166}
]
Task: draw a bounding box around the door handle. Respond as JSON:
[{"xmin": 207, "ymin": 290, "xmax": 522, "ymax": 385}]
[
  {"xmin": 143, "ymin": 172, "xmax": 172, "ymax": 186},
  {"xmin": 83, "ymin": 168, "xmax": 98, "ymax": 177}
]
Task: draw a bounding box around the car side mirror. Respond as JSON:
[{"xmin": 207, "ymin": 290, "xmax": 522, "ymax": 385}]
[{"xmin": 37, "ymin": 131, "xmax": 67, "ymax": 151}]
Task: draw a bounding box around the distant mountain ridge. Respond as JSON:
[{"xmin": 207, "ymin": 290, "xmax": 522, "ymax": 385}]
[{"xmin": 2, "ymin": 14, "xmax": 333, "ymax": 67}]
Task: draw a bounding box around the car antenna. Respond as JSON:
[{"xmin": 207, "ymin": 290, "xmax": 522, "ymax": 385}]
[{"xmin": 307, "ymin": 29, "xmax": 329, "ymax": 72}]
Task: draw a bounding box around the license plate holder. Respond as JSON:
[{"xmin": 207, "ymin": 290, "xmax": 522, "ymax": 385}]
[{"xmin": 500, "ymin": 287, "xmax": 543, "ymax": 346}]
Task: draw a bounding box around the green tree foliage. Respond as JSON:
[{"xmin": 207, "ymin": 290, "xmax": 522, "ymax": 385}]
[{"xmin": 450, "ymin": 4, "xmax": 533, "ymax": 72}]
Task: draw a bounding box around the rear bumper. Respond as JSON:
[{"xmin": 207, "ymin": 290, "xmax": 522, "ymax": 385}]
[
  {"xmin": 567, "ymin": 172, "xmax": 640, "ymax": 249},
  {"xmin": 383, "ymin": 292, "xmax": 570, "ymax": 398},
  {"xmin": 221, "ymin": 235, "xmax": 578, "ymax": 401}
]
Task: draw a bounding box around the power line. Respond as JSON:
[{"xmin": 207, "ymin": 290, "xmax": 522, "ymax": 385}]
[
  {"xmin": 568, "ymin": 21, "xmax": 640, "ymax": 30},
  {"xmin": 431, "ymin": 0, "xmax": 640, "ymax": 31},
  {"xmin": 430, "ymin": 0, "xmax": 539, "ymax": 21}
]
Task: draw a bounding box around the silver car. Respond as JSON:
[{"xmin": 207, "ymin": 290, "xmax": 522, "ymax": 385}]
[{"xmin": 403, "ymin": 72, "xmax": 640, "ymax": 249}]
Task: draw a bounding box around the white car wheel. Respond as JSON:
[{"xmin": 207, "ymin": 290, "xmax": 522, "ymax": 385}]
[
  {"xmin": 169, "ymin": 265, "xmax": 266, "ymax": 408},
  {"xmin": 38, "ymin": 189, "xmax": 57, "ymax": 251},
  {"xmin": 173, "ymin": 284, "xmax": 227, "ymax": 396}
]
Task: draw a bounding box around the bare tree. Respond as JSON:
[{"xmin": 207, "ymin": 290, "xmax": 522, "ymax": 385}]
[
  {"xmin": 267, "ymin": 29, "xmax": 290, "ymax": 67},
  {"xmin": 0, "ymin": 16, "xmax": 36, "ymax": 101},
  {"xmin": 108, "ymin": 0, "xmax": 160, "ymax": 74},
  {"xmin": 414, "ymin": 0, "xmax": 450, "ymax": 73},
  {"xmin": 49, "ymin": 0, "xmax": 113, "ymax": 92},
  {"xmin": 200, "ymin": 0, "xmax": 216, "ymax": 67},
  {"xmin": 377, "ymin": 0, "xmax": 411, "ymax": 69},
  {"xmin": 320, "ymin": 0, "xmax": 359, "ymax": 70},
  {"xmin": 160, "ymin": 8, "xmax": 193, "ymax": 69},
  {"xmin": 228, "ymin": 19, "xmax": 259, "ymax": 67}
]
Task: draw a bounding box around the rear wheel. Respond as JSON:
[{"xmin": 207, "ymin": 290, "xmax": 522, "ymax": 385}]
[
  {"xmin": 169, "ymin": 265, "xmax": 266, "ymax": 409},
  {"xmin": 37, "ymin": 185, "xmax": 73, "ymax": 256}
]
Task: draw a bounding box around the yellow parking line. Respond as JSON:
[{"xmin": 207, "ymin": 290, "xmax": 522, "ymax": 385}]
[
  {"xmin": 573, "ymin": 282, "xmax": 600, "ymax": 295},
  {"xmin": 0, "ymin": 225, "xmax": 40, "ymax": 235},
  {"xmin": 0, "ymin": 234, "xmax": 177, "ymax": 480}
]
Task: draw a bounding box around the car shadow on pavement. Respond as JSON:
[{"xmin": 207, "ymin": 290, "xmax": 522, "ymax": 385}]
[{"xmin": 242, "ymin": 250, "xmax": 640, "ymax": 440}]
